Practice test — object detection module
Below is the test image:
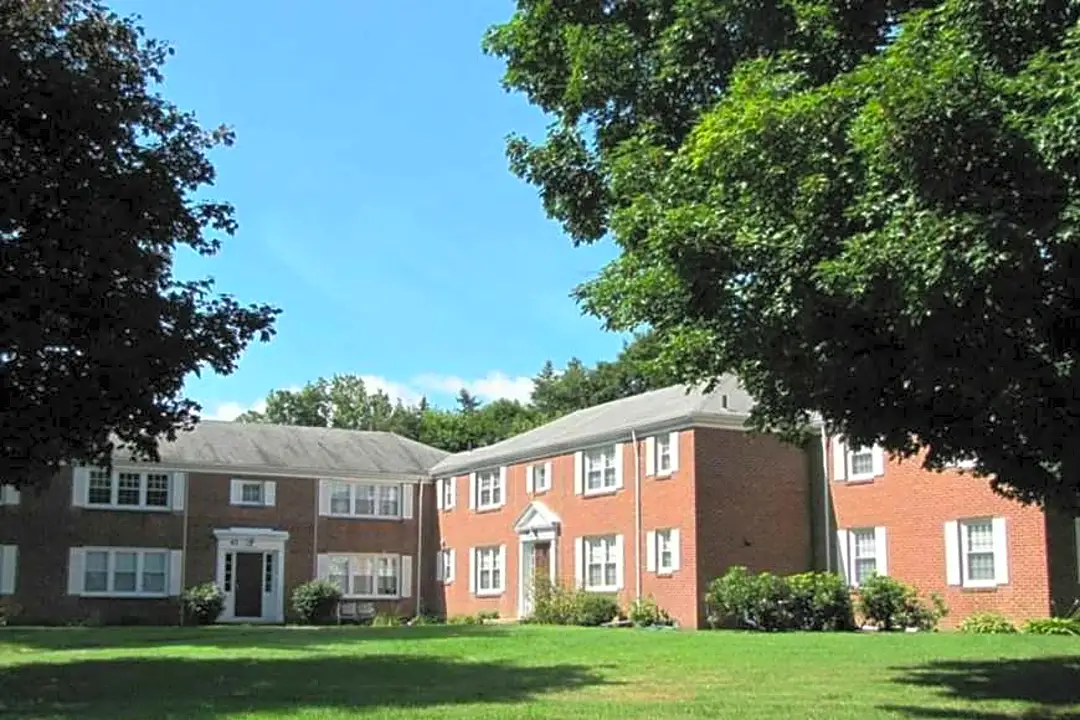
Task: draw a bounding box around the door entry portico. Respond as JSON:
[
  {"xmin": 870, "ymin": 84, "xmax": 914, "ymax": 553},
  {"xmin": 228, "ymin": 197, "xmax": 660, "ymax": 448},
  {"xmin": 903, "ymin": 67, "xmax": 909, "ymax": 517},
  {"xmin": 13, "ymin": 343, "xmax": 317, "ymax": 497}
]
[
  {"xmin": 513, "ymin": 502, "xmax": 561, "ymax": 619},
  {"xmin": 213, "ymin": 528, "xmax": 289, "ymax": 623}
]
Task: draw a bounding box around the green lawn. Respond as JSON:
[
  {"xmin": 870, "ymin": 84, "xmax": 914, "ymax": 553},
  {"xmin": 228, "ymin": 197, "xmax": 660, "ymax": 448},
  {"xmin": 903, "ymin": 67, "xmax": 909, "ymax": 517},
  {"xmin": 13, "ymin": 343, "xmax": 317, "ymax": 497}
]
[{"xmin": 0, "ymin": 625, "xmax": 1077, "ymax": 719}]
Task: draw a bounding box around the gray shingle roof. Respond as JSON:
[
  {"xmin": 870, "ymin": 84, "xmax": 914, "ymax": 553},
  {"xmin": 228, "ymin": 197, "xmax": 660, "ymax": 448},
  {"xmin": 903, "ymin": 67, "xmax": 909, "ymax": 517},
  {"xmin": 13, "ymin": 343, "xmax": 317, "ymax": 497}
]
[
  {"xmin": 429, "ymin": 378, "xmax": 759, "ymax": 477},
  {"xmin": 119, "ymin": 421, "xmax": 448, "ymax": 480}
]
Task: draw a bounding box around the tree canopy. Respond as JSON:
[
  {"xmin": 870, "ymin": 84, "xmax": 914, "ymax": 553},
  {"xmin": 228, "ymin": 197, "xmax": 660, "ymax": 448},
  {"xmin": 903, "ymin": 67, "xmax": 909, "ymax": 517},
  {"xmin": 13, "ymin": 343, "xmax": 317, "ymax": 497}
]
[
  {"xmin": 485, "ymin": 0, "xmax": 1080, "ymax": 507},
  {"xmin": 1, "ymin": 0, "xmax": 279, "ymax": 487},
  {"xmin": 237, "ymin": 333, "xmax": 674, "ymax": 453}
]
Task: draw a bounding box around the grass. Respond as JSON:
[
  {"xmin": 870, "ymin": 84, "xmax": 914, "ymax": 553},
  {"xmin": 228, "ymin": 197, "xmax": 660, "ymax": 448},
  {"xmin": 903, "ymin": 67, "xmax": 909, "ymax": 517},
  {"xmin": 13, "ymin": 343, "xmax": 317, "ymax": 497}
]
[{"xmin": 0, "ymin": 624, "xmax": 1077, "ymax": 719}]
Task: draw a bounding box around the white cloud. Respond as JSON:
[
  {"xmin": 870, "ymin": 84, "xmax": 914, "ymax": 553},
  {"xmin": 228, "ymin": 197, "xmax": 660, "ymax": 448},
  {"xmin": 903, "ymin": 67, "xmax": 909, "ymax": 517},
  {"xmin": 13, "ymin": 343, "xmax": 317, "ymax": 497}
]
[
  {"xmin": 202, "ymin": 371, "xmax": 535, "ymax": 421},
  {"xmin": 411, "ymin": 371, "xmax": 535, "ymax": 404}
]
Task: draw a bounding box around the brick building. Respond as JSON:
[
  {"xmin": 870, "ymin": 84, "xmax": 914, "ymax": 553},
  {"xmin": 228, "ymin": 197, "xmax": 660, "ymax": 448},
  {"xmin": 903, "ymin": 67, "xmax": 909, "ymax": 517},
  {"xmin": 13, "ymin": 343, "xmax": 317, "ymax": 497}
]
[{"xmin": 1, "ymin": 382, "xmax": 1077, "ymax": 628}]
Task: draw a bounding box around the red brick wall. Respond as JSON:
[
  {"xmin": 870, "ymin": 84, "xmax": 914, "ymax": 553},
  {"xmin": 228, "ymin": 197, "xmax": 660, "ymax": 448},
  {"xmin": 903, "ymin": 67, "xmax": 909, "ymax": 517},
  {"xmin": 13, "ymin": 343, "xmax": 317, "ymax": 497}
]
[
  {"xmin": 693, "ymin": 428, "xmax": 816, "ymax": 627},
  {"xmin": 828, "ymin": 444, "xmax": 1053, "ymax": 626}
]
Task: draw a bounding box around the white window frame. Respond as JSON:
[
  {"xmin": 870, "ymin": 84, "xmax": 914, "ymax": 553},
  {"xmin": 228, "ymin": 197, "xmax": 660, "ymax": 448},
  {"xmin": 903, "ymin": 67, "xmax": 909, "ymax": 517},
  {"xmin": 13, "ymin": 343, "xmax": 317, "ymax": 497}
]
[
  {"xmin": 847, "ymin": 447, "xmax": 876, "ymax": 481},
  {"xmin": 474, "ymin": 546, "xmax": 504, "ymax": 596},
  {"xmin": 584, "ymin": 535, "xmax": 620, "ymax": 592},
  {"xmin": 80, "ymin": 547, "xmax": 171, "ymax": 598},
  {"xmin": 438, "ymin": 548, "xmax": 455, "ymax": 584},
  {"xmin": 476, "ymin": 469, "xmax": 502, "ymax": 510},
  {"xmin": 85, "ymin": 469, "xmax": 172, "ymax": 511},
  {"xmin": 533, "ymin": 463, "xmax": 550, "ymax": 493},
  {"xmin": 322, "ymin": 554, "xmax": 403, "ymax": 599},
  {"xmin": 656, "ymin": 529, "xmax": 675, "ymax": 574},
  {"xmin": 960, "ymin": 518, "xmax": 1000, "ymax": 589},
  {"xmin": 656, "ymin": 435, "xmax": 673, "ymax": 475},
  {"xmin": 442, "ymin": 479, "xmax": 454, "ymax": 509},
  {"xmin": 324, "ymin": 481, "xmax": 403, "ymax": 520},
  {"xmin": 229, "ymin": 479, "xmax": 275, "ymax": 507},
  {"xmin": 850, "ymin": 528, "xmax": 878, "ymax": 585},
  {"xmin": 584, "ymin": 446, "xmax": 618, "ymax": 495}
]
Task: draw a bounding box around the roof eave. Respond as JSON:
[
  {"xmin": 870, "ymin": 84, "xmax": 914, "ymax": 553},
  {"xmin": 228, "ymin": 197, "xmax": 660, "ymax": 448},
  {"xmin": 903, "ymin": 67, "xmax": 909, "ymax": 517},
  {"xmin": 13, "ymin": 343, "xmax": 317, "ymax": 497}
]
[{"xmin": 110, "ymin": 459, "xmax": 432, "ymax": 483}]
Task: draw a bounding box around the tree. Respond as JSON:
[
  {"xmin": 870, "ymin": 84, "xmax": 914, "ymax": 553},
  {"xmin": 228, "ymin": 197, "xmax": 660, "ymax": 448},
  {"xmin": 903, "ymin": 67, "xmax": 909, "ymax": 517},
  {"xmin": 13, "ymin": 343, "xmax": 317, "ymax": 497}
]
[
  {"xmin": 237, "ymin": 376, "xmax": 408, "ymax": 433},
  {"xmin": 486, "ymin": 1, "xmax": 1080, "ymax": 508},
  {"xmin": 456, "ymin": 389, "xmax": 481, "ymax": 413},
  {"xmin": 1, "ymin": 0, "xmax": 278, "ymax": 488}
]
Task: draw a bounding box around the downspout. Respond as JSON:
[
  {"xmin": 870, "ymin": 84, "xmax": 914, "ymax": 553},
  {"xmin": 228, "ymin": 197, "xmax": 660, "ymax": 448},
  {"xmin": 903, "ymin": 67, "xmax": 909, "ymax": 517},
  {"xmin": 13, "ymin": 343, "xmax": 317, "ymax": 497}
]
[
  {"xmin": 415, "ymin": 480, "xmax": 424, "ymax": 618},
  {"xmin": 631, "ymin": 430, "xmax": 643, "ymax": 602},
  {"xmin": 179, "ymin": 472, "xmax": 189, "ymax": 626},
  {"xmin": 312, "ymin": 480, "xmax": 319, "ymax": 579},
  {"xmin": 820, "ymin": 424, "xmax": 831, "ymax": 573}
]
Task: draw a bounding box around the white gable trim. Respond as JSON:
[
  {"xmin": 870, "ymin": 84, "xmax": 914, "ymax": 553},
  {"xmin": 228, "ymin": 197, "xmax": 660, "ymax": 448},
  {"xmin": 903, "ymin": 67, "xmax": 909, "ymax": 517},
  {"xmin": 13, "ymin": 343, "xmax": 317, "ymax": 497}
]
[{"xmin": 513, "ymin": 501, "xmax": 562, "ymax": 540}]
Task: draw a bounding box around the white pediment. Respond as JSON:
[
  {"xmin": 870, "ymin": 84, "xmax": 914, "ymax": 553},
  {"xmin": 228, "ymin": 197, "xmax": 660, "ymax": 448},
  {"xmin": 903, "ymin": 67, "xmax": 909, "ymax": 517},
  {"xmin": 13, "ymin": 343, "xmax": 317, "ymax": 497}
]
[{"xmin": 513, "ymin": 501, "xmax": 562, "ymax": 534}]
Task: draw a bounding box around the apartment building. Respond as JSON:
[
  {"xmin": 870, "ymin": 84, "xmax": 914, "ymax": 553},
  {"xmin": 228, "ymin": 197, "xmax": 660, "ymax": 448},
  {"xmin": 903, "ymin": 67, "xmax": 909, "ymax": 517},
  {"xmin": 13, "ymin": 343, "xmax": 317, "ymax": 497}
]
[
  {"xmin": 828, "ymin": 439, "xmax": 1080, "ymax": 624},
  {"xmin": 0, "ymin": 422, "xmax": 445, "ymax": 625},
  {"xmin": 428, "ymin": 380, "xmax": 824, "ymax": 628}
]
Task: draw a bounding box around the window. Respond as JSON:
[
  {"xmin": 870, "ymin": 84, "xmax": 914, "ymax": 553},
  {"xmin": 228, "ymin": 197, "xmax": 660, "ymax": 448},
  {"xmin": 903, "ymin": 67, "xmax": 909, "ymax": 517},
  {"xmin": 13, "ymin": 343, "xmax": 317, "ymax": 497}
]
[
  {"xmin": 849, "ymin": 448, "xmax": 875, "ymax": 478},
  {"xmin": 656, "ymin": 529, "xmax": 674, "ymax": 574},
  {"xmin": 584, "ymin": 446, "xmax": 617, "ymax": 493},
  {"xmin": 0, "ymin": 545, "xmax": 16, "ymax": 595},
  {"xmin": 324, "ymin": 481, "xmax": 405, "ymax": 519},
  {"xmin": 263, "ymin": 553, "xmax": 274, "ymax": 594},
  {"xmin": 438, "ymin": 548, "xmax": 455, "ymax": 584},
  {"xmin": 476, "ymin": 469, "xmax": 502, "ymax": 510},
  {"xmin": 0, "ymin": 484, "xmax": 21, "ymax": 506},
  {"xmin": 442, "ymin": 479, "xmax": 454, "ymax": 509},
  {"xmin": 962, "ymin": 519, "xmax": 996, "ymax": 585},
  {"xmin": 851, "ymin": 529, "xmax": 878, "ymax": 584},
  {"xmin": 84, "ymin": 470, "xmax": 172, "ymax": 510},
  {"xmin": 475, "ymin": 546, "xmax": 503, "ymax": 594},
  {"xmin": 230, "ymin": 479, "xmax": 275, "ymax": 507},
  {"xmin": 242, "ymin": 483, "xmax": 263, "ymax": 504},
  {"xmin": 532, "ymin": 463, "xmax": 550, "ymax": 492},
  {"xmin": 323, "ymin": 554, "xmax": 402, "ymax": 598},
  {"xmin": 657, "ymin": 435, "xmax": 672, "ymax": 474},
  {"xmin": 81, "ymin": 548, "xmax": 170, "ymax": 597},
  {"xmin": 585, "ymin": 535, "xmax": 620, "ymax": 591}
]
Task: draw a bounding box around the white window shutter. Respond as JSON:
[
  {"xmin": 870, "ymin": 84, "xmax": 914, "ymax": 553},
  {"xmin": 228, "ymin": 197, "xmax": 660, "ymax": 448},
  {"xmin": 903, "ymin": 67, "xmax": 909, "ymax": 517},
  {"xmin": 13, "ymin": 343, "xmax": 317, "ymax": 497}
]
[
  {"xmin": 525, "ymin": 465, "xmax": 535, "ymax": 494},
  {"xmin": 448, "ymin": 548, "xmax": 456, "ymax": 584},
  {"xmin": 0, "ymin": 546, "xmax": 16, "ymax": 595},
  {"xmin": 498, "ymin": 467, "xmax": 508, "ymax": 506},
  {"xmin": 832, "ymin": 438, "xmax": 847, "ymax": 481},
  {"xmin": 436, "ymin": 479, "xmax": 444, "ymax": 510},
  {"xmin": 614, "ymin": 443, "xmax": 625, "ymax": 489},
  {"xmin": 449, "ymin": 477, "xmax": 457, "ymax": 509},
  {"xmin": 498, "ymin": 544, "xmax": 507, "ymax": 591},
  {"xmin": 944, "ymin": 521, "xmax": 961, "ymax": 586},
  {"xmin": 874, "ymin": 526, "xmax": 888, "ymax": 577},
  {"xmin": 229, "ymin": 479, "xmax": 243, "ymax": 505},
  {"xmin": 168, "ymin": 550, "xmax": 183, "ymax": 596},
  {"xmin": 835, "ymin": 529, "xmax": 850, "ymax": 584},
  {"xmin": 671, "ymin": 528, "xmax": 681, "ymax": 572},
  {"xmin": 436, "ymin": 552, "xmax": 444, "ymax": 582},
  {"xmin": 645, "ymin": 437, "xmax": 656, "ymax": 477},
  {"xmin": 261, "ymin": 481, "xmax": 275, "ymax": 507},
  {"xmin": 401, "ymin": 555, "xmax": 413, "ymax": 598},
  {"xmin": 318, "ymin": 480, "xmax": 330, "ymax": 516},
  {"xmin": 573, "ymin": 452, "xmax": 584, "ymax": 494},
  {"xmin": 71, "ymin": 467, "xmax": 89, "ymax": 507},
  {"xmin": 614, "ymin": 535, "xmax": 625, "ymax": 589},
  {"xmin": 171, "ymin": 473, "xmax": 186, "ymax": 511},
  {"xmin": 669, "ymin": 432, "xmax": 680, "ymax": 473},
  {"xmin": 316, "ymin": 554, "xmax": 330, "ymax": 581},
  {"xmin": 402, "ymin": 484, "xmax": 414, "ymax": 519},
  {"xmin": 574, "ymin": 538, "xmax": 584, "ymax": 588},
  {"xmin": 544, "ymin": 461, "xmax": 552, "ymax": 489},
  {"xmin": 67, "ymin": 547, "xmax": 85, "ymax": 595},
  {"xmin": 468, "ymin": 473, "xmax": 477, "ymax": 510},
  {"xmin": 468, "ymin": 548, "xmax": 476, "ymax": 594},
  {"xmin": 646, "ymin": 531, "xmax": 657, "ymax": 572},
  {"xmin": 871, "ymin": 445, "xmax": 885, "ymax": 477},
  {"xmin": 992, "ymin": 517, "xmax": 1009, "ymax": 585}
]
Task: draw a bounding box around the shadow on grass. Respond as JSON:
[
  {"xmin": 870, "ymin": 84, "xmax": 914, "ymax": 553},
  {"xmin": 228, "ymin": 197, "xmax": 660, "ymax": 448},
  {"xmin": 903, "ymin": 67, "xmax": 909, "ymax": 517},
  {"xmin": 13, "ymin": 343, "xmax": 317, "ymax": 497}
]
[
  {"xmin": 882, "ymin": 656, "xmax": 1080, "ymax": 719},
  {"xmin": 0, "ymin": 623, "xmax": 509, "ymax": 652},
  {"xmin": 0, "ymin": 653, "xmax": 608, "ymax": 719}
]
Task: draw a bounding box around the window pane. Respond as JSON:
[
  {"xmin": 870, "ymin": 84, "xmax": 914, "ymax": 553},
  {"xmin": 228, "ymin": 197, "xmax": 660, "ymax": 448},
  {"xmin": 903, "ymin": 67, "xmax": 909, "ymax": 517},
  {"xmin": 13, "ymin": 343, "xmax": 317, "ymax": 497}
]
[
  {"xmin": 142, "ymin": 552, "xmax": 167, "ymax": 593},
  {"xmin": 603, "ymin": 467, "xmax": 616, "ymax": 488},
  {"xmin": 85, "ymin": 551, "xmax": 109, "ymax": 592},
  {"xmin": 241, "ymin": 482, "xmax": 263, "ymax": 504},
  {"xmin": 377, "ymin": 557, "xmax": 398, "ymax": 595},
  {"xmin": 114, "ymin": 552, "xmax": 137, "ymax": 591},
  {"xmin": 491, "ymin": 568, "xmax": 501, "ymax": 590},
  {"xmin": 146, "ymin": 474, "xmax": 170, "ymax": 507},
  {"xmin": 379, "ymin": 485, "xmax": 400, "ymax": 516},
  {"xmin": 853, "ymin": 530, "xmax": 876, "ymax": 558},
  {"xmin": 855, "ymin": 558, "xmax": 877, "ymax": 584},
  {"xmin": 330, "ymin": 484, "xmax": 351, "ymax": 514},
  {"xmin": 604, "ymin": 563, "xmax": 617, "ymax": 587},
  {"xmin": 588, "ymin": 565, "xmax": 602, "ymax": 588},
  {"xmin": 117, "ymin": 473, "xmax": 141, "ymax": 505},
  {"xmin": 355, "ymin": 485, "xmax": 377, "ymax": 515},
  {"xmin": 328, "ymin": 557, "xmax": 349, "ymax": 593},
  {"xmin": 968, "ymin": 552, "xmax": 995, "ymax": 581},
  {"xmin": 263, "ymin": 553, "xmax": 274, "ymax": 593},
  {"xmin": 967, "ymin": 521, "xmax": 994, "ymax": 552},
  {"xmin": 851, "ymin": 451, "xmax": 874, "ymax": 476},
  {"xmin": 88, "ymin": 471, "xmax": 112, "ymax": 504}
]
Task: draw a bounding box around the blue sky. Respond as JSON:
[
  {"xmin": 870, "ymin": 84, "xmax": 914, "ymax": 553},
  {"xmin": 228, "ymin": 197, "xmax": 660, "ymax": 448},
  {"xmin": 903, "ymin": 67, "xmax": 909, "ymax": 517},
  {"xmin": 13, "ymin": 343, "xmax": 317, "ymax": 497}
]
[{"xmin": 111, "ymin": 0, "xmax": 626, "ymax": 418}]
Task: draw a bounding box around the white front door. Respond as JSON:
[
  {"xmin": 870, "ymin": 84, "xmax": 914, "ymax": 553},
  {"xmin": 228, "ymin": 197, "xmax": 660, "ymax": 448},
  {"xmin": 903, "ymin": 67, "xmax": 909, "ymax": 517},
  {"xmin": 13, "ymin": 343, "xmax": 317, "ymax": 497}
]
[
  {"xmin": 517, "ymin": 536, "xmax": 557, "ymax": 619},
  {"xmin": 214, "ymin": 528, "xmax": 289, "ymax": 623}
]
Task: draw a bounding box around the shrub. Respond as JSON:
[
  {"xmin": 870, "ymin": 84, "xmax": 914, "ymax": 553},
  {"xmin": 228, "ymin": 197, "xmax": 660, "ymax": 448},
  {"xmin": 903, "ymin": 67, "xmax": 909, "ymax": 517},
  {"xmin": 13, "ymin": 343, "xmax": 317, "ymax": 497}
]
[
  {"xmin": 1023, "ymin": 617, "xmax": 1080, "ymax": 635},
  {"xmin": 291, "ymin": 580, "xmax": 342, "ymax": 625},
  {"xmin": 476, "ymin": 610, "xmax": 500, "ymax": 623},
  {"xmin": 705, "ymin": 566, "xmax": 854, "ymax": 632},
  {"xmin": 959, "ymin": 611, "xmax": 1017, "ymax": 634},
  {"xmin": 447, "ymin": 614, "xmax": 478, "ymax": 625},
  {"xmin": 182, "ymin": 583, "xmax": 225, "ymax": 625},
  {"xmin": 408, "ymin": 614, "xmax": 444, "ymax": 626},
  {"xmin": 575, "ymin": 593, "xmax": 621, "ymax": 626},
  {"xmin": 0, "ymin": 598, "xmax": 23, "ymax": 627},
  {"xmin": 371, "ymin": 612, "xmax": 401, "ymax": 628},
  {"xmin": 856, "ymin": 575, "xmax": 947, "ymax": 631},
  {"xmin": 629, "ymin": 596, "xmax": 674, "ymax": 627},
  {"xmin": 531, "ymin": 580, "xmax": 621, "ymax": 626}
]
